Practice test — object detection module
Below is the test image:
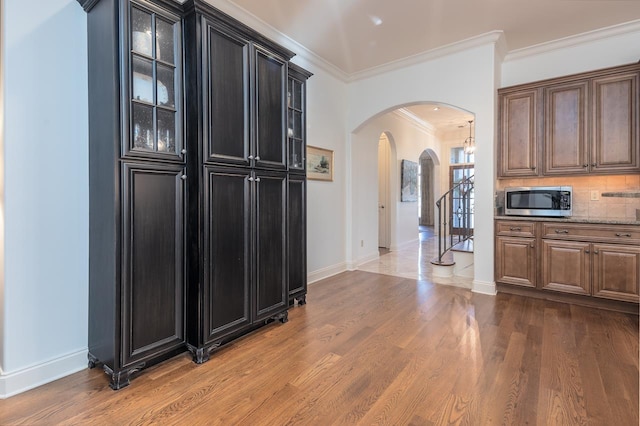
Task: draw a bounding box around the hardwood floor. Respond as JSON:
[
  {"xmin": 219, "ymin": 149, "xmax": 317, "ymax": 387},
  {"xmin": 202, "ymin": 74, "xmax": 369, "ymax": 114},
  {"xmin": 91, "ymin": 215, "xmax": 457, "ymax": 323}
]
[{"xmin": 1, "ymin": 271, "xmax": 638, "ymax": 425}]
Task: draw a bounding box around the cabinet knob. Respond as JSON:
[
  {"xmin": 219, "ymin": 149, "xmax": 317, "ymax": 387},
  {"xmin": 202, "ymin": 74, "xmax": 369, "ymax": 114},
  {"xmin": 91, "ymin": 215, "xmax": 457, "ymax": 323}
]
[
  {"xmin": 591, "ymin": 163, "xmax": 596, "ymax": 167},
  {"xmin": 255, "ymin": 177, "xmax": 261, "ymax": 182},
  {"xmin": 616, "ymin": 233, "xmax": 632, "ymax": 237},
  {"xmin": 181, "ymin": 149, "xmax": 187, "ymax": 154},
  {"xmin": 583, "ymin": 164, "xmax": 588, "ymax": 168},
  {"xmin": 594, "ymin": 249, "xmax": 599, "ymax": 254},
  {"xmin": 181, "ymin": 175, "xmax": 187, "ymax": 180},
  {"xmin": 255, "ymin": 156, "xmax": 261, "ymax": 161},
  {"xmin": 248, "ymin": 155, "xmax": 254, "ymax": 160},
  {"xmin": 585, "ymin": 249, "xmax": 590, "ymax": 254},
  {"xmin": 555, "ymin": 229, "xmax": 569, "ymax": 234},
  {"xmin": 530, "ymin": 241, "xmax": 535, "ymax": 248}
]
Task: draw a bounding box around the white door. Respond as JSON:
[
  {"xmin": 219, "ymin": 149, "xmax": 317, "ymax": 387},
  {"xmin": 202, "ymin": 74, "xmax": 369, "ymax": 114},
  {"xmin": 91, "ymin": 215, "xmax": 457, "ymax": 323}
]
[{"xmin": 378, "ymin": 135, "xmax": 390, "ymax": 248}]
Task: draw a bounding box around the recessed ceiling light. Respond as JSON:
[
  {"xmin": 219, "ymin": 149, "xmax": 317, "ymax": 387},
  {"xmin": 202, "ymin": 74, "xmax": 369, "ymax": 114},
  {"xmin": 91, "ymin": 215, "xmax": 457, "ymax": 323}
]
[{"xmin": 369, "ymin": 15, "xmax": 383, "ymax": 26}]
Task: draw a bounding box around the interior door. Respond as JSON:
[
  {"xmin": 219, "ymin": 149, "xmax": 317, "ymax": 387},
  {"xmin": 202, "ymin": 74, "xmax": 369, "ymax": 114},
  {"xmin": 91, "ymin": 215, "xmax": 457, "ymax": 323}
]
[{"xmin": 378, "ymin": 136, "xmax": 390, "ymax": 248}]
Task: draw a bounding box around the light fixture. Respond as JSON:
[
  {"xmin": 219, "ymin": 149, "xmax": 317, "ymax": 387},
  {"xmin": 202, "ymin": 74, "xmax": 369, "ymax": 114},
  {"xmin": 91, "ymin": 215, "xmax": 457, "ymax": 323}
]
[{"xmin": 463, "ymin": 120, "xmax": 475, "ymax": 154}]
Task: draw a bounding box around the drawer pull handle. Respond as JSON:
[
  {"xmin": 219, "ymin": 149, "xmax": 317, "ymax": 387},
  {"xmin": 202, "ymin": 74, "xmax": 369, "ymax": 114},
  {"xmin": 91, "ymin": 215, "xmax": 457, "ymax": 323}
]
[
  {"xmin": 555, "ymin": 229, "xmax": 569, "ymax": 234},
  {"xmin": 510, "ymin": 227, "xmax": 521, "ymax": 231},
  {"xmin": 616, "ymin": 233, "xmax": 632, "ymax": 237}
]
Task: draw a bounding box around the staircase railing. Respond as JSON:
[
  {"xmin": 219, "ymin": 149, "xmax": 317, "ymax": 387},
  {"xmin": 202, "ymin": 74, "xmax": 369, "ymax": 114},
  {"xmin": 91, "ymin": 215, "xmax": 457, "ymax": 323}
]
[{"xmin": 433, "ymin": 175, "xmax": 474, "ymax": 265}]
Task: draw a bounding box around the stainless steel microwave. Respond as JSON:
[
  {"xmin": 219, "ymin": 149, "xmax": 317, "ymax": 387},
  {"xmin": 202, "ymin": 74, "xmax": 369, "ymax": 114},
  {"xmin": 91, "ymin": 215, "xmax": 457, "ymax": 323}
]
[{"xmin": 504, "ymin": 186, "xmax": 572, "ymax": 217}]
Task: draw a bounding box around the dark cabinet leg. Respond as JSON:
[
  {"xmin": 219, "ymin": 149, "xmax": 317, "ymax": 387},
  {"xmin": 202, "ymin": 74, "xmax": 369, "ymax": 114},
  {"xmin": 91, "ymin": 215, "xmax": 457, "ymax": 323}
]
[
  {"xmin": 87, "ymin": 353, "xmax": 99, "ymax": 369},
  {"xmin": 297, "ymin": 295, "xmax": 307, "ymax": 305},
  {"xmin": 187, "ymin": 343, "xmax": 221, "ymax": 364},
  {"xmin": 104, "ymin": 363, "xmax": 144, "ymax": 390}
]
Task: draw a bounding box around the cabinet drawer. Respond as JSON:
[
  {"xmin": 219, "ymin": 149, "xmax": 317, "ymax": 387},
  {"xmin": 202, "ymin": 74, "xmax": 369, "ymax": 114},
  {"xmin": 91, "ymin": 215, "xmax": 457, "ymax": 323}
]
[
  {"xmin": 496, "ymin": 220, "xmax": 536, "ymax": 237},
  {"xmin": 541, "ymin": 223, "xmax": 640, "ymax": 245}
]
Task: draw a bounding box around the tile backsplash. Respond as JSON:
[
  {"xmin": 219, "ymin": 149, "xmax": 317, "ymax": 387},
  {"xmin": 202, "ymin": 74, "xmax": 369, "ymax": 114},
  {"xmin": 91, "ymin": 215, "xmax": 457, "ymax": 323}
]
[{"xmin": 496, "ymin": 175, "xmax": 640, "ymax": 221}]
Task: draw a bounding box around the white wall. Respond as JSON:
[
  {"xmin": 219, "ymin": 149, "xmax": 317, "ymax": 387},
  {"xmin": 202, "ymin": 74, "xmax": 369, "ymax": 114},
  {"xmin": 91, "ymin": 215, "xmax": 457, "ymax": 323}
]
[
  {"xmin": 1, "ymin": 0, "xmax": 88, "ymax": 397},
  {"xmin": 347, "ymin": 40, "xmax": 500, "ymax": 294},
  {"xmin": 291, "ymin": 57, "xmax": 349, "ymax": 282}
]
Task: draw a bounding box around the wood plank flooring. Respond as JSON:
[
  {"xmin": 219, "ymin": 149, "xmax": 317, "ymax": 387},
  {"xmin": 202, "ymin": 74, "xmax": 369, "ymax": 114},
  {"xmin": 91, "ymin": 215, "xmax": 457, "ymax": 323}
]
[{"xmin": 1, "ymin": 271, "xmax": 638, "ymax": 425}]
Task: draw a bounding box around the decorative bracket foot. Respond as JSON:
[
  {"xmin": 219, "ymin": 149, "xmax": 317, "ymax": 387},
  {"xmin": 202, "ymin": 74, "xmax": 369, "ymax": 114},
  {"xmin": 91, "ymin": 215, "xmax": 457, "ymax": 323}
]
[
  {"xmin": 104, "ymin": 363, "xmax": 145, "ymax": 390},
  {"xmin": 296, "ymin": 295, "xmax": 307, "ymax": 306},
  {"xmin": 187, "ymin": 342, "xmax": 221, "ymax": 364}
]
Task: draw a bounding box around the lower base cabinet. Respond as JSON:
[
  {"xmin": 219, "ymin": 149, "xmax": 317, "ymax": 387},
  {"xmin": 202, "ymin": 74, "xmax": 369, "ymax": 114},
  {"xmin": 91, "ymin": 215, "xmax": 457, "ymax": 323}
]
[
  {"xmin": 187, "ymin": 168, "xmax": 289, "ymax": 364},
  {"xmin": 495, "ymin": 219, "xmax": 640, "ymax": 310}
]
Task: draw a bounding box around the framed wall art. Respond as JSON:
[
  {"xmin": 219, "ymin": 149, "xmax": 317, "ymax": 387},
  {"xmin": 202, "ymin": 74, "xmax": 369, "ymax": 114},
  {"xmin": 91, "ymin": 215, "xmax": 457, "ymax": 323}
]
[
  {"xmin": 307, "ymin": 145, "xmax": 334, "ymax": 181},
  {"xmin": 401, "ymin": 159, "xmax": 418, "ymax": 202}
]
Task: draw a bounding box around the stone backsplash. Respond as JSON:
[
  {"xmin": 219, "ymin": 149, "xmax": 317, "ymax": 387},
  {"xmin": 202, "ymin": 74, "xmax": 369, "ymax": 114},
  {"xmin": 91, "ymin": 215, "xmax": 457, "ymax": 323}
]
[{"xmin": 496, "ymin": 175, "xmax": 640, "ymax": 221}]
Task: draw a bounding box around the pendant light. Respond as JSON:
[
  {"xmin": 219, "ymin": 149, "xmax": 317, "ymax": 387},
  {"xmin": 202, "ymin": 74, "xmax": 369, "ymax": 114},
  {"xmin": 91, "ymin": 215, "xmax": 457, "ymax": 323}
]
[{"xmin": 463, "ymin": 120, "xmax": 475, "ymax": 154}]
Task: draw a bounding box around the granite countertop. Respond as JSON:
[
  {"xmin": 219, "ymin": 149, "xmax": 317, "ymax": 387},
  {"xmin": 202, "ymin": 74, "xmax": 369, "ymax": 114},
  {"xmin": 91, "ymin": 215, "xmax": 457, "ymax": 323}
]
[{"xmin": 494, "ymin": 215, "xmax": 640, "ymax": 226}]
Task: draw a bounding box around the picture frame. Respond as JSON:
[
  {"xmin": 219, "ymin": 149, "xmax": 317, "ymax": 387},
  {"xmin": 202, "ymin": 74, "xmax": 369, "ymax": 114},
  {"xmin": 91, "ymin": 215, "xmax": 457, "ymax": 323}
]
[
  {"xmin": 306, "ymin": 145, "xmax": 334, "ymax": 181},
  {"xmin": 401, "ymin": 159, "xmax": 418, "ymax": 202}
]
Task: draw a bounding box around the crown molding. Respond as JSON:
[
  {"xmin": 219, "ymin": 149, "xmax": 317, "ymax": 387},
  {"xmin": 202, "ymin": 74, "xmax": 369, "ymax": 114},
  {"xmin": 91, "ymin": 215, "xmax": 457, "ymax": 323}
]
[
  {"xmin": 348, "ymin": 31, "xmax": 505, "ymax": 82},
  {"xmin": 203, "ymin": 0, "xmax": 349, "ymax": 82},
  {"xmin": 504, "ymin": 19, "xmax": 640, "ymax": 62},
  {"xmin": 393, "ymin": 108, "xmax": 436, "ymax": 136}
]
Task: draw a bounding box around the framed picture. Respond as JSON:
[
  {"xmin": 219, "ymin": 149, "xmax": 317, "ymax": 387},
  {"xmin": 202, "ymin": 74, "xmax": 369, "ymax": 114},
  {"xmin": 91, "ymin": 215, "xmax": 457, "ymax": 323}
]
[
  {"xmin": 307, "ymin": 145, "xmax": 334, "ymax": 181},
  {"xmin": 401, "ymin": 159, "xmax": 418, "ymax": 202}
]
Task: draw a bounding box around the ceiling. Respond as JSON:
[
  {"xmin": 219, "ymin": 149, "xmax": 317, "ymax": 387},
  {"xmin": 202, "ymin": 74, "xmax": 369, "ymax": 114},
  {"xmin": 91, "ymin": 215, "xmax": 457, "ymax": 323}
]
[
  {"xmin": 213, "ymin": 0, "xmax": 640, "ymax": 131},
  {"xmin": 223, "ymin": 0, "xmax": 640, "ymax": 76}
]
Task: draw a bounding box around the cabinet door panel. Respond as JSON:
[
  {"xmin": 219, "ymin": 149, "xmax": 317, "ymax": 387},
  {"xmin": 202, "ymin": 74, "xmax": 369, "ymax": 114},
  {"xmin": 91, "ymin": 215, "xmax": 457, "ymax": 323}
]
[
  {"xmin": 122, "ymin": 162, "xmax": 185, "ymax": 367},
  {"xmin": 593, "ymin": 244, "xmax": 640, "ymax": 303},
  {"xmin": 495, "ymin": 236, "xmax": 536, "ymax": 287},
  {"xmin": 591, "ymin": 71, "xmax": 639, "ymax": 173},
  {"xmin": 204, "ymin": 167, "xmax": 251, "ymax": 340},
  {"xmin": 498, "ymin": 89, "xmax": 540, "ymax": 177},
  {"xmin": 541, "ymin": 239, "xmax": 590, "ymax": 295},
  {"xmin": 255, "ymin": 48, "xmax": 287, "ymax": 170},
  {"xmin": 205, "ymin": 23, "xmax": 250, "ymax": 165},
  {"xmin": 288, "ymin": 175, "xmax": 306, "ymax": 299},
  {"xmin": 255, "ymin": 172, "xmax": 288, "ymax": 318},
  {"xmin": 543, "ymin": 81, "xmax": 589, "ymax": 175}
]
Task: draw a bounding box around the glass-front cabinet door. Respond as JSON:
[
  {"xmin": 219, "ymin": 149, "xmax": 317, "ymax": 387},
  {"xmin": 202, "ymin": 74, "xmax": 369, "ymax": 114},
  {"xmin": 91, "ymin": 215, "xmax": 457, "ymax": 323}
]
[
  {"xmin": 287, "ymin": 77, "xmax": 305, "ymax": 170},
  {"xmin": 127, "ymin": 1, "xmax": 182, "ymax": 159}
]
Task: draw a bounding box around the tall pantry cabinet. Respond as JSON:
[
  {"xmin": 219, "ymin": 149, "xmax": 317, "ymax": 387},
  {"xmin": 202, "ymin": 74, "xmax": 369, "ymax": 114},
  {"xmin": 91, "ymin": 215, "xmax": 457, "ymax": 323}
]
[
  {"xmin": 78, "ymin": 0, "xmax": 311, "ymax": 388},
  {"xmin": 182, "ymin": 0, "xmax": 294, "ymax": 362},
  {"xmin": 78, "ymin": 0, "xmax": 187, "ymax": 389}
]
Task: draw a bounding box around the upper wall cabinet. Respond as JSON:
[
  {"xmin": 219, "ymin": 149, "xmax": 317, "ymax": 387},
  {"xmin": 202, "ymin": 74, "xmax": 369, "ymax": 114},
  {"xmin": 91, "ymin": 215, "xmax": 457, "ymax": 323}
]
[{"xmin": 498, "ymin": 62, "xmax": 640, "ymax": 178}]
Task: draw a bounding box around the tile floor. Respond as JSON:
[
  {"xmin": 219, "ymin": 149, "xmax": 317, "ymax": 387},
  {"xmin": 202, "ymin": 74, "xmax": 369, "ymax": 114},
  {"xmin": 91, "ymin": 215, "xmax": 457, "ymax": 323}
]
[{"xmin": 357, "ymin": 227, "xmax": 473, "ymax": 288}]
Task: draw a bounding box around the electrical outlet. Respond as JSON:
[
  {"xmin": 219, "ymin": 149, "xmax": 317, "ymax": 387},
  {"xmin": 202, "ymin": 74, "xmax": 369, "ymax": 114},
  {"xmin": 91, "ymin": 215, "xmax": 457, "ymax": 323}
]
[{"xmin": 590, "ymin": 190, "xmax": 600, "ymax": 201}]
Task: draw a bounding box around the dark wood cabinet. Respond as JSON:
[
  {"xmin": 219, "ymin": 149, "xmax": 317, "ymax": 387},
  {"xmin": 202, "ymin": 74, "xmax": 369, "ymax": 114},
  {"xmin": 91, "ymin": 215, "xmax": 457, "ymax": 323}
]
[
  {"xmin": 80, "ymin": 0, "xmax": 311, "ymax": 387},
  {"xmin": 288, "ymin": 174, "xmax": 307, "ymax": 304},
  {"xmin": 498, "ymin": 62, "xmax": 640, "ymax": 178},
  {"xmin": 287, "ymin": 64, "xmax": 312, "ymax": 304},
  {"xmin": 183, "ymin": 0, "xmax": 303, "ymax": 363},
  {"xmin": 80, "ymin": 0, "xmax": 187, "ymax": 390}
]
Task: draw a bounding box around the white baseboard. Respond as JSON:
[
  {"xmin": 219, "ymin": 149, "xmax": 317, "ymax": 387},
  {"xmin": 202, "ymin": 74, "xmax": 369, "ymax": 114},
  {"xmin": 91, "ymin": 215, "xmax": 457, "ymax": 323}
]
[
  {"xmin": 307, "ymin": 262, "xmax": 348, "ymax": 285},
  {"xmin": 472, "ymin": 279, "xmax": 497, "ymax": 296},
  {"xmin": 0, "ymin": 349, "xmax": 88, "ymax": 399}
]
